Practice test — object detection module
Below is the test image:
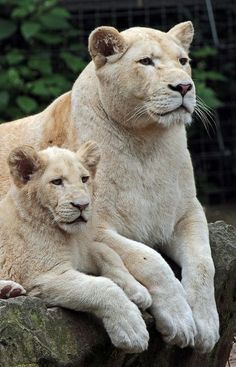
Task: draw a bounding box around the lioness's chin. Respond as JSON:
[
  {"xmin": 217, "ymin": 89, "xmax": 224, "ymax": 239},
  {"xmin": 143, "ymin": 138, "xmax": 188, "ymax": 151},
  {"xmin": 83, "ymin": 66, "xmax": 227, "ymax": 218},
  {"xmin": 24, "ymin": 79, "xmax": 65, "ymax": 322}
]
[{"xmin": 148, "ymin": 108, "xmax": 193, "ymax": 128}]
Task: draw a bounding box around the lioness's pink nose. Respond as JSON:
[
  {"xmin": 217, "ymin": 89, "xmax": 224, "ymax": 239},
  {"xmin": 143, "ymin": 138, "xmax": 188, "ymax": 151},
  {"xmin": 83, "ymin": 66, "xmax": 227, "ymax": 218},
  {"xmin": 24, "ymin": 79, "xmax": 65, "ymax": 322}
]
[
  {"xmin": 71, "ymin": 202, "xmax": 89, "ymax": 211},
  {"xmin": 168, "ymin": 83, "xmax": 192, "ymax": 96}
]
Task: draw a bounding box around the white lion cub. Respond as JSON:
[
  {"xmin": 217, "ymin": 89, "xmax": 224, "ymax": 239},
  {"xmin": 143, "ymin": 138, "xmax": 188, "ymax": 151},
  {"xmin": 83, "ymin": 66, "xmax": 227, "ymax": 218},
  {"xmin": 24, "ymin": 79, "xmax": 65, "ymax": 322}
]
[{"xmin": 0, "ymin": 142, "xmax": 151, "ymax": 352}]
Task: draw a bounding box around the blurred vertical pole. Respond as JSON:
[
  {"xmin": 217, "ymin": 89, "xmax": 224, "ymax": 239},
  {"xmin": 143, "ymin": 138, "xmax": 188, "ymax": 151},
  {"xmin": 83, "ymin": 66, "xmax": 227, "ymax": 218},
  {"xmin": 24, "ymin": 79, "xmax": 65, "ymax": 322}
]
[{"xmin": 205, "ymin": 0, "xmax": 220, "ymax": 47}]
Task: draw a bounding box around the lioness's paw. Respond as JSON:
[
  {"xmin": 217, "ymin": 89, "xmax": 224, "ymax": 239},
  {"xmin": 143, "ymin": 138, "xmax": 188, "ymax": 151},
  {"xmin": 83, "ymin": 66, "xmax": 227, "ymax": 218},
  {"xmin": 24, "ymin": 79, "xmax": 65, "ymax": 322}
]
[
  {"xmin": 150, "ymin": 282, "xmax": 197, "ymax": 348},
  {"xmin": 125, "ymin": 282, "xmax": 152, "ymax": 310},
  {"xmin": 104, "ymin": 301, "xmax": 149, "ymax": 353},
  {"xmin": 0, "ymin": 280, "xmax": 26, "ymax": 299},
  {"xmin": 192, "ymin": 302, "xmax": 220, "ymax": 353}
]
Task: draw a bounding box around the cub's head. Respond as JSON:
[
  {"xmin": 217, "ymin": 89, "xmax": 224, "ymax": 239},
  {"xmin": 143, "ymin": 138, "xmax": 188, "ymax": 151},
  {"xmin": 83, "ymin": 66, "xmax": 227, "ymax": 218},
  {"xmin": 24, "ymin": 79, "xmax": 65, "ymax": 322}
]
[
  {"xmin": 89, "ymin": 22, "xmax": 195, "ymax": 129},
  {"xmin": 8, "ymin": 141, "xmax": 100, "ymax": 234}
]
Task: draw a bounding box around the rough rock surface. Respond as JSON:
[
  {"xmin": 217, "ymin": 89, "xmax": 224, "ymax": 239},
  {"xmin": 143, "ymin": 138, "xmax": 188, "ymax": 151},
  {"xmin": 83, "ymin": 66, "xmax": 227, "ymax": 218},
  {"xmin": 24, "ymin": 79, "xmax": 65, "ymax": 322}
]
[{"xmin": 0, "ymin": 221, "xmax": 235, "ymax": 367}]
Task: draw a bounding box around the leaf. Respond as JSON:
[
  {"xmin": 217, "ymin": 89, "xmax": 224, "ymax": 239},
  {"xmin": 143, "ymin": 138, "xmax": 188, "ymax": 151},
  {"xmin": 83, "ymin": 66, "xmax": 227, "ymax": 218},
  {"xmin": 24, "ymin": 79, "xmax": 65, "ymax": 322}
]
[
  {"xmin": 31, "ymin": 80, "xmax": 51, "ymax": 97},
  {"xmin": 35, "ymin": 32, "xmax": 62, "ymax": 45},
  {"xmin": 7, "ymin": 68, "xmax": 22, "ymax": 87},
  {"xmin": 60, "ymin": 52, "xmax": 86, "ymax": 73},
  {"xmin": 39, "ymin": 9, "xmax": 70, "ymax": 30},
  {"xmin": 0, "ymin": 72, "xmax": 8, "ymax": 85},
  {"xmin": 0, "ymin": 19, "xmax": 17, "ymax": 40},
  {"xmin": 196, "ymin": 83, "xmax": 222, "ymax": 109},
  {"xmin": 28, "ymin": 56, "xmax": 52, "ymax": 75},
  {"xmin": 204, "ymin": 71, "xmax": 227, "ymax": 82},
  {"xmin": 16, "ymin": 96, "xmax": 38, "ymax": 113},
  {"xmin": 0, "ymin": 91, "xmax": 9, "ymax": 111},
  {"xmin": 6, "ymin": 50, "xmax": 24, "ymax": 65},
  {"xmin": 191, "ymin": 47, "xmax": 217, "ymax": 58},
  {"xmin": 21, "ymin": 22, "xmax": 41, "ymax": 40},
  {"xmin": 49, "ymin": 7, "xmax": 70, "ymax": 18},
  {"xmin": 18, "ymin": 65, "xmax": 32, "ymax": 78},
  {"xmin": 12, "ymin": 7, "xmax": 31, "ymax": 19}
]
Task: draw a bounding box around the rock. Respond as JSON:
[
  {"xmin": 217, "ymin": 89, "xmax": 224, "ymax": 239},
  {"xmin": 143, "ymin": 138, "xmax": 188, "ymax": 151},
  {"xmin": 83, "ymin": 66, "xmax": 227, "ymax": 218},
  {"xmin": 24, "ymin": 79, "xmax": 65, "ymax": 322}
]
[
  {"xmin": 0, "ymin": 297, "xmax": 114, "ymax": 367},
  {"xmin": 0, "ymin": 221, "xmax": 235, "ymax": 367}
]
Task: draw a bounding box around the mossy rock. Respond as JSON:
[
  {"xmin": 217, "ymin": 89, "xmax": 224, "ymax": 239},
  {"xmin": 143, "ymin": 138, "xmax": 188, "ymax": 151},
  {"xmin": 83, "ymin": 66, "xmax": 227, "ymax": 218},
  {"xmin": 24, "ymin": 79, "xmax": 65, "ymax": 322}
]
[{"xmin": 0, "ymin": 221, "xmax": 235, "ymax": 367}]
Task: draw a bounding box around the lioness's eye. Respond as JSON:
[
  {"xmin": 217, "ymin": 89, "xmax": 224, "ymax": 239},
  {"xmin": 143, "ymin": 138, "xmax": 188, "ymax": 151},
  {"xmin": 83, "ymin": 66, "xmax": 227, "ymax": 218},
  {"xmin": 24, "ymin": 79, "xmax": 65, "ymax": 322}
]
[
  {"xmin": 81, "ymin": 176, "xmax": 89, "ymax": 183},
  {"xmin": 51, "ymin": 178, "xmax": 63, "ymax": 185},
  {"xmin": 179, "ymin": 58, "xmax": 188, "ymax": 65},
  {"xmin": 139, "ymin": 57, "xmax": 154, "ymax": 66}
]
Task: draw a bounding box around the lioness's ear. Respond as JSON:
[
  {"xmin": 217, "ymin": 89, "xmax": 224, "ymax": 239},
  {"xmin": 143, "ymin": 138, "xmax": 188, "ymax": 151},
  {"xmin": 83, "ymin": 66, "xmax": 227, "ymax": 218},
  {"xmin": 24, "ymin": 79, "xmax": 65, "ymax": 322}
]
[
  {"xmin": 168, "ymin": 21, "xmax": 194, "ymax": 51},
  {"xmin": 88, "ymin": 26, "xmax": 128, "ymax": 68},
  {"xmin": 77, "ymin": 141, "xmax": 100, "ymax": 177},
  {"xmin": 8, "ymin": 145, "xmax": 42, "ymax": 187}
]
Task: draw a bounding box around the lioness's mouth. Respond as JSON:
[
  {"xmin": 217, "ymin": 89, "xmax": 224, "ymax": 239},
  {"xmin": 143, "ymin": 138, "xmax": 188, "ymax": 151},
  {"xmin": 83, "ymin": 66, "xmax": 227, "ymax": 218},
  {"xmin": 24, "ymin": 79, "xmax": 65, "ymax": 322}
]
[
  {"xmin": 64, "ymin": 215, "xmax": 88, "ymax": 225},
  {"xmin": 150, "ymin": 105, "xmax": 189, "ymax": 117}
]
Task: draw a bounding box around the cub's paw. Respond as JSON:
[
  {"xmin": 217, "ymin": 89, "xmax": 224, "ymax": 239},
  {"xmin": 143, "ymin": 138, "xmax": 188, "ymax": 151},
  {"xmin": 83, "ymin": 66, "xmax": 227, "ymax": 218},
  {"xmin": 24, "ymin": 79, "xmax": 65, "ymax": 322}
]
[
  {"xmin": 104, "ymin": 300, "xmax": 149, "ymax": 353},
  {"xmin": 150, "ymin": 281, "xmax": 197, "ymax": 348},
  {"xmin": 125, "ymin": 281, "xmax": 152, "ymax": 310},
  {"xmin": 192, "ymin": 301, "xmax": 220, "ymax": 353},
  {"xmin": 0, "ymin": 280, "xmax": 26, "ymax": 299}
]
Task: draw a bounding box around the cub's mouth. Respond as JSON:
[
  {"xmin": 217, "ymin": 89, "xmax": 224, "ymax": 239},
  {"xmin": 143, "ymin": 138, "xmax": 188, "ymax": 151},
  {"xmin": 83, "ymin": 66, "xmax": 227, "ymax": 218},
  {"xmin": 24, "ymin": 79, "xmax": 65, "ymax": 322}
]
[{"xmin": 64, "ymin": 215, "xmax": 88, "ymax": 225}]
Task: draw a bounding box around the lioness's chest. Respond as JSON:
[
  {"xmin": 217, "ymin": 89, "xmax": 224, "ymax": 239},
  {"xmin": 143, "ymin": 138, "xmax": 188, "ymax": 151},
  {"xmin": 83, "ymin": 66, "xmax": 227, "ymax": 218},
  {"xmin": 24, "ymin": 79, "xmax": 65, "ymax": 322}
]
[{"xmin": 97, "ymin": 144, "xmax": 183, "ymax": 245}]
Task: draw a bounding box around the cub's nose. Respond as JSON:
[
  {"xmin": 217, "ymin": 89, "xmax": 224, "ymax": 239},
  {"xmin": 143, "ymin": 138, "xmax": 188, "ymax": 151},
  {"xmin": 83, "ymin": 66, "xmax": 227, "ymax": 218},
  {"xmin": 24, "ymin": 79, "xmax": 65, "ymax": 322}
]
[
  {"xmin": 70, "ymin": 201, "xmax": 89, "ymax": 211},
  {"xmin": 168, "ymin": 83, "xmax": 192, "ymax": 96}
]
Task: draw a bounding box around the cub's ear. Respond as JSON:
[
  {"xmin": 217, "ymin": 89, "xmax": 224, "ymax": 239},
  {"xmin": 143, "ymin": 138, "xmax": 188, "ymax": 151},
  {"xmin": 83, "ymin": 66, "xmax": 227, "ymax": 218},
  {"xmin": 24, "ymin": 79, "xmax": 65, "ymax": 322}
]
[
  {"xmin": 168, "ymin": 21, "xmax": 194, "ymax": 51},
  {"xmin": 88, "ymin": 26, "xmax": 128, "ymax": 68},
  {"xmin": 8, "ymin": 145, "xmax": 42, "ymax": 187},
  {"xmin": 77, "ymin": 141, "xmax": 100, "ymax": 178}
]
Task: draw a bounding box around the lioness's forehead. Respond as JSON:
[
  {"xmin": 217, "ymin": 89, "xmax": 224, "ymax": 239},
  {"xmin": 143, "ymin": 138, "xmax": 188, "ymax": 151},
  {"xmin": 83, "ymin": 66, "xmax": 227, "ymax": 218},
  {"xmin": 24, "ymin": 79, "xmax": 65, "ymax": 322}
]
[
  {"xmin": 121, "ymin": 27, "xmax": 183, "ymax": 57},
  {"xmin": 122, "ymin": 27, "xmax": 166, "ymax": 42}
]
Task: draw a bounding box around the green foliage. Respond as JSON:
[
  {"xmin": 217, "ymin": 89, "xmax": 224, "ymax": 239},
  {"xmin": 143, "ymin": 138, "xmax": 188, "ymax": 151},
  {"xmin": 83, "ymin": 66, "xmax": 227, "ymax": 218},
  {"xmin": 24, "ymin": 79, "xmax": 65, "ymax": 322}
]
[
  {"xmin": 0, "ymin": 0, "xmax": 87, "ymax": 122},
  {"xmin": 192, "ymin": 46, "xmax": 226, "ymax": 109}
]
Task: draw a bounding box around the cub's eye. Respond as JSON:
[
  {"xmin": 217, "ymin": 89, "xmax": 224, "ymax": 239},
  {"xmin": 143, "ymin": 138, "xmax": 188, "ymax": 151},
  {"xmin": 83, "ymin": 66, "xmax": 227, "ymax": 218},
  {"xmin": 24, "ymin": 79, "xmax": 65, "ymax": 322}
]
[
  {"xmin": 51, "ymin": 178, "xmax": 63, "ymax": 185},
  {"xmin": 179, "ymin": 57, "xmax": 188, "ymax": 65},
  {"xmin": 81, "ymin": 176, "xmax": 89, "ymax": 183},
  {"xmin": 139, "ymin": 57, "xmax": 154, "ymax": 66}
]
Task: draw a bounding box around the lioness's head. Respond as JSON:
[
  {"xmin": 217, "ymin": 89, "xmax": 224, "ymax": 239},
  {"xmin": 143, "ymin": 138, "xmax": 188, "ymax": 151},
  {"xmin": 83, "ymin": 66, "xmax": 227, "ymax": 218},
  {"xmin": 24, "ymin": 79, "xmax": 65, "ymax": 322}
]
[
  {"xmin": 89, "ymin": 22, "xmax": 195, "ymax": 129},
  {"xmin": 8, "ymin": 141, "xmax": 100, "ymax": 234}
]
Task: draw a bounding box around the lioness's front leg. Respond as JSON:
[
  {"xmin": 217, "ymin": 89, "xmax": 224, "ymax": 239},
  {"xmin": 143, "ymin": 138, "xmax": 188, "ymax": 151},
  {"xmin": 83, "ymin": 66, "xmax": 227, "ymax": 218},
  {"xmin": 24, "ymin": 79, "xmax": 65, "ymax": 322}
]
[
  {"xmin": 92, "ymin": 243, "xmax": 152, "ymax": 310},
  {"xmin": 98, "ymin": 228, "xmax": 197, "ymax": 348},
  {"xmin": 166, "ymin": 198, "xmax": 219, "ymax": 353},
  {"xmin": 30, "ymin": 269, "xmax": 149, "ymax": 353}
]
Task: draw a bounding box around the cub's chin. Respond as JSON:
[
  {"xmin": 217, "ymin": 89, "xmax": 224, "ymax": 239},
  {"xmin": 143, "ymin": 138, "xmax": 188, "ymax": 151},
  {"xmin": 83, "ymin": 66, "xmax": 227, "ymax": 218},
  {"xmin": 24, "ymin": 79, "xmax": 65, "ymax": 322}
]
[{"xmin": 58, "ymin": 218, "xmax": 89, "ymax": 234}]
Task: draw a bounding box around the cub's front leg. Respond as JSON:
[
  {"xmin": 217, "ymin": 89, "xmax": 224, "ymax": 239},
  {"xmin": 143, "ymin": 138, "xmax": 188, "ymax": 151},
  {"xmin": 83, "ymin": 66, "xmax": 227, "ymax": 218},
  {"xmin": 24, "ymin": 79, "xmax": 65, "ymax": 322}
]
[
  {"xmin": 30, "ymin": 268, "xmax": 149, "ymax": 353},
  {"xmin": 98, "ymin": 229, "xmax": 197, "ymax": 349},
  {"xmin": 91, "ymin": 242, "xmax": 152, "ymax": 311},
  {"xmin": 167, "ymin": 198, "xmax": 220, "ymax": 353},
  {"xmin": 0, "ymin": 280, "xmax": 26, "ymax": 298}
]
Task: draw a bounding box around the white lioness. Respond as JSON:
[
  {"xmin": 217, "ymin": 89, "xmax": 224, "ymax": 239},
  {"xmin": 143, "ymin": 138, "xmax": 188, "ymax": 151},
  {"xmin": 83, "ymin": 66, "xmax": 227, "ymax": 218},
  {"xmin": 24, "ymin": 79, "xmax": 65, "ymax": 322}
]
[
  {"xmin": 0, "ymin": 142, "xmax": 151, "ymax": 352},
  {"xmin": 0, "ymin": 22, "xmax": 219, "ymax": 352}
]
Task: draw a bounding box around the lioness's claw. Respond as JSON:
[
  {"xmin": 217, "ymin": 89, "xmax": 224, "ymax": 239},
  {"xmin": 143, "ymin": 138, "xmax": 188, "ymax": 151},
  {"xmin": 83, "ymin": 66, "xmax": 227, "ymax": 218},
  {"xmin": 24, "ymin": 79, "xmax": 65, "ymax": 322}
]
[
  {"xmin": 150, "ymin": 282, "xmax": 197, "ymax": 348},
  {"xmin": 125, "ymin": 282, "xmax": 152, "ymax": 310},
  {"xmin": 104, "ymin": 301, "xmax": 149, "ymax": 353},
  {"xmin": 192, "ymin": 302, "xmax": 220, "ymax": 353}
]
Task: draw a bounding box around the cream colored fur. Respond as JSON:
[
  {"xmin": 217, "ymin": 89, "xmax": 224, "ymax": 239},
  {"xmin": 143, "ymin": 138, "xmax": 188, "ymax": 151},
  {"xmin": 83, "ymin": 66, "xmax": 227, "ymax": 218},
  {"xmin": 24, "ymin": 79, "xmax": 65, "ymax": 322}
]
[
  {"xmin": 0, "ymin": 142, "xmax": 151, "ymax": 352},
  {"xmin": 0, "ymin": 22, "xmax": 219, "ymax": 352}
]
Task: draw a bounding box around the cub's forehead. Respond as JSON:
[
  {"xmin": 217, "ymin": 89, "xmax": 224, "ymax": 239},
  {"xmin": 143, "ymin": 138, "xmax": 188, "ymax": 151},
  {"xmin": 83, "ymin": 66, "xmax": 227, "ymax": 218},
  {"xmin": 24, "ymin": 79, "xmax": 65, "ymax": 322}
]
[
  {"xmin": 39, "ymin": 147, "xmax": 87, "ymax": 175},
  {"xmin": 40, "ymin": 146, "xmax": 76, "ymax": 162}
]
